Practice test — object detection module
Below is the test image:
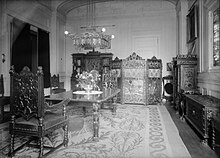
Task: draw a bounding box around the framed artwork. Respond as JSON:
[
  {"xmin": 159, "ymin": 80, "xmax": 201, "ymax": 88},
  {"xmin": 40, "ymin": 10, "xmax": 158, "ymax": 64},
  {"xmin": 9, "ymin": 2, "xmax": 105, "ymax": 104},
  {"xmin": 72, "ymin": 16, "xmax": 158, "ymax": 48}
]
[
  {"xmin": 167, "ymin": 62, "xmax": 172, "ymax": 71},
  {"xmin": 187, "ymin": 4, "xmax": 198, "ymax": 43}
]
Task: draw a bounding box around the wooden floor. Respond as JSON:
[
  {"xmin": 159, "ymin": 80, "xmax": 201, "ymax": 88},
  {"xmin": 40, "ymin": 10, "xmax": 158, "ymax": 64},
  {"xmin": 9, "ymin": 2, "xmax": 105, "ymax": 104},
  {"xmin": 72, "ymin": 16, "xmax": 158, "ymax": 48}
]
[{"xmin": 165, "ymin": 102, "xmax": 219, "ymax": 158}]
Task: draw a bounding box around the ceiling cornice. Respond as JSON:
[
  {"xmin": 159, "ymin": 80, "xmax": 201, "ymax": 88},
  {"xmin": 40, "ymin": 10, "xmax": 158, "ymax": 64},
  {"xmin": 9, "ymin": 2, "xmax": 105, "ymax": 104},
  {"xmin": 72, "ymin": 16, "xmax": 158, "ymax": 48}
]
[
  {"xmin": 57, "ymin": 0, "xmax": 114, "ymax": 15},
  {"xmin": 57, "ymin": 0, "xmax": 178, "ymax": 15}
]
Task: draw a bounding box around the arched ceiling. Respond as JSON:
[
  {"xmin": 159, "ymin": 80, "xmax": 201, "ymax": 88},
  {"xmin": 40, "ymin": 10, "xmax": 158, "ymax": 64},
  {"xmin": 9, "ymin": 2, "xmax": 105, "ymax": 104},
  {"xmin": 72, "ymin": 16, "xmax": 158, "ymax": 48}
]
[{"xmin": 57, "ymin": 0, "xmax": 179, "ymax": 15}]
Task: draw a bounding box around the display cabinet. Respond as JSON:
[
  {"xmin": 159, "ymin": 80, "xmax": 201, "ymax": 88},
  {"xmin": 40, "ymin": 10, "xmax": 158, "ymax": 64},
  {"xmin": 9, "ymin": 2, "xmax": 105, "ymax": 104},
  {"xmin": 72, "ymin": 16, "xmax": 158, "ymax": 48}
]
[
  {"xmin": 71, "ymin": 53, "xmax": 85, "ymax": 91},
  {"xmin": 146, "ymin": 56, "xmax": 162, "ymax": 105},
  {"xmin": 71, "ymin": 51, "xmax": 113, "ymax": 91}
]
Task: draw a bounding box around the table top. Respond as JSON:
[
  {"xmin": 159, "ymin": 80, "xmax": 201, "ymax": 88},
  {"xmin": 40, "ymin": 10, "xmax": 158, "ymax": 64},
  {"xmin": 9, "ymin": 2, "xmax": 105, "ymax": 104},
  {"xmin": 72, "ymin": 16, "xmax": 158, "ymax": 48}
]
[
  {"xmin": 45, "ymin": 88, "xmax": 120, "ymax": 103},
  {"xmin": 185, "ymin": 94, "xmax": 220, "ymax": 109}
]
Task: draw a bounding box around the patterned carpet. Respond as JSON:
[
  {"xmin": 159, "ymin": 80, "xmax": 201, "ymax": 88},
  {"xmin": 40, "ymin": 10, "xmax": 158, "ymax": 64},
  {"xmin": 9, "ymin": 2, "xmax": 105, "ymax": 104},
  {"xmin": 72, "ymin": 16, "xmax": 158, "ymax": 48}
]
[{"xmin": 1, "ymin": 105, "xmax": 191, "ymax": 158}]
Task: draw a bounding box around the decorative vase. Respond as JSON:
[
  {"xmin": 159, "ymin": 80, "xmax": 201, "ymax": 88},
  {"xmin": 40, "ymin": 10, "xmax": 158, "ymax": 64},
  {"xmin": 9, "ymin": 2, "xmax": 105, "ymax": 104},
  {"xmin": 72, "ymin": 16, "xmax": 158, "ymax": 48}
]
[{"xmin": 84, "ymin": 85, "xmax": 93, "ymax": 93}]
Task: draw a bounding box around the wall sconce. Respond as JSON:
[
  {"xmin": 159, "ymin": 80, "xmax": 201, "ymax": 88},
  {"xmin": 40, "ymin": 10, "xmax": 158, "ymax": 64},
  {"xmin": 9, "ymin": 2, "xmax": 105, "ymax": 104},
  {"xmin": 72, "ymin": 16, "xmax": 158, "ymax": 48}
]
[{"xmin": 2, "ymin": 54, "xmax": 5, "ymax": 63}]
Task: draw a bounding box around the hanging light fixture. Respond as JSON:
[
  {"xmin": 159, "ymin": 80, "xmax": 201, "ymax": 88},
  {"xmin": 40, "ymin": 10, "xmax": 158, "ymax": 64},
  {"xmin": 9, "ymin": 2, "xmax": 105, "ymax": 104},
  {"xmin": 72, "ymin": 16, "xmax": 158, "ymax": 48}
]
[{"xmin": 64, "ymin": 0, "xmax": 115, "ymax": 50}]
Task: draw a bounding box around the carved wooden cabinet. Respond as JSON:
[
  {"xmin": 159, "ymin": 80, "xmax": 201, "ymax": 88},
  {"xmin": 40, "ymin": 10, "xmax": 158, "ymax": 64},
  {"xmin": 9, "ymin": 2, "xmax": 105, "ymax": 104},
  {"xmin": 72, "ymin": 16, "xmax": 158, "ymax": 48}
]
[
  {"xmin": 185, "ymin": 94, "xmax": 220, "ymax": 150},
  {"xmin": 71, "ymin": 51, "xmax": 113, "ymax": 91},
  {"xmin": 146, "ymin": 56, "xmax": 162, "ymax": 105},
  {"xmin": 121, "ymin": 52, "xmax": 146, "ymax": 105},
  {"xmin": 177, "ymin": 55, "xmax": 197, "ymax": 93},
  {"xmin": 172, "ymin": 55, "xmax": 197, "ymax": 114},
  {"xmin": 172, "ymin": 57, "xmax": 178, "ymax": 106},
  {"xmin": 111, "ymin": 57, "xmax": 122, "ymax": 103}
]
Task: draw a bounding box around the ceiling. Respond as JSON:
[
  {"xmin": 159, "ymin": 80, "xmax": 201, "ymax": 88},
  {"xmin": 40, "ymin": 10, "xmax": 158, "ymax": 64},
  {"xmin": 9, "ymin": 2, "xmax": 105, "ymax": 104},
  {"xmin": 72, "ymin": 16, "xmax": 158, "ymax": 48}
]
[{"xmin": 56, "ymin": 0, "xmax": 179, "ymax": 15}]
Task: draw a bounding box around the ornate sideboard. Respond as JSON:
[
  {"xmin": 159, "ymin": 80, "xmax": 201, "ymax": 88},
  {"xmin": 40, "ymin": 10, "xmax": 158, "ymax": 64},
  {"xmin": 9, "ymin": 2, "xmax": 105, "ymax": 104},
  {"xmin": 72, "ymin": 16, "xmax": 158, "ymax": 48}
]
[{"xmin": 71, "ymin": 51, "xmax": 113, "ymax": 91}]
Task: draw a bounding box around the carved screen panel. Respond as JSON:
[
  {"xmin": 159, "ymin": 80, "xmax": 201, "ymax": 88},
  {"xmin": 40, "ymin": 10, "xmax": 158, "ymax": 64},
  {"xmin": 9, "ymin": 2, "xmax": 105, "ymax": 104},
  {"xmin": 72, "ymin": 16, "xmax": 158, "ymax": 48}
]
[
  {"xmin": 122, "ymin": 52, "xmax": 146, "ymax": 105},
  {"xmin": 146, "ymin": 56, "xmax": 162, "ymax": 105}
]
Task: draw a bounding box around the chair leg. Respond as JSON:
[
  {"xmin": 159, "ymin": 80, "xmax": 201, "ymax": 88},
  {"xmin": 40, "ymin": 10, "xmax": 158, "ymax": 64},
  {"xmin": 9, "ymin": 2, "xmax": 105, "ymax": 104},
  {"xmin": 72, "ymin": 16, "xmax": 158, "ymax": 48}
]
[
  {"xmin": 39, "ymin": 136, "xmax": 44, "ymax": 158},
  {"xmin": 64, "ymin": 124, "xmax": 68, "ymax": 147}
]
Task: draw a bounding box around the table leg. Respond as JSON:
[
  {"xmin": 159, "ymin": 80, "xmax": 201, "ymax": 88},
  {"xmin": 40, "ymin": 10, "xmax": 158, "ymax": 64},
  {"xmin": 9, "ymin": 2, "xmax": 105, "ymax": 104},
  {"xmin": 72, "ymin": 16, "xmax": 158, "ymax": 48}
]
[
  {"xmin": 83, "ymin": 107, "xmax": 86, "ymax": 117},
  {"xmin": 93, "ymin": 102, "xmax": 100, "ymax": 141},
  {"xmin": 112, "ymin": 95, "xmax": 117, "ymax": 115}
]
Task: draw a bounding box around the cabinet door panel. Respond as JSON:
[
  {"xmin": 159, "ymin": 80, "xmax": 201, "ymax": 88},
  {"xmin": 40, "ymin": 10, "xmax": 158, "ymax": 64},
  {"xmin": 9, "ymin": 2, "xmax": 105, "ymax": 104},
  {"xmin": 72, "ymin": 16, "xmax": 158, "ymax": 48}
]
[{"xmin": 85, "ymin": 58, "xmax": 101, "ymax": 72}]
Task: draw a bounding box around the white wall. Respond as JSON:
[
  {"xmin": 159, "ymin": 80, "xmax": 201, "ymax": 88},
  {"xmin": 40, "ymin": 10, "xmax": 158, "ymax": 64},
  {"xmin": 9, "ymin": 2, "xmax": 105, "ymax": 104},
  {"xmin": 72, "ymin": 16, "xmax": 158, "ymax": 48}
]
[{"xmin": 65, "ymin": 0, "xmax": 177, "ymax": 80}]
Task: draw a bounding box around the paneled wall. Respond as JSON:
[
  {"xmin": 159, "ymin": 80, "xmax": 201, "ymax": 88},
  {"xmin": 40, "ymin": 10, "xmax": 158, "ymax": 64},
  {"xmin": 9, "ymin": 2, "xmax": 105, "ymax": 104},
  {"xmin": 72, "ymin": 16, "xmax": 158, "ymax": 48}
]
[{"xmin": 196, "ymin": 0, "xmax": 220, "ymax": 98}]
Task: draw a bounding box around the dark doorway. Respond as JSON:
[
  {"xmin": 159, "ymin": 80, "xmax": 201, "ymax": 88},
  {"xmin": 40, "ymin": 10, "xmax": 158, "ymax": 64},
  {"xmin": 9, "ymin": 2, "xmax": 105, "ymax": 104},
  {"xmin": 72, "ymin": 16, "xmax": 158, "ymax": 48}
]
[{"xmin": 11, "ymin": 18, "xmax": 50, "ymax": 88}]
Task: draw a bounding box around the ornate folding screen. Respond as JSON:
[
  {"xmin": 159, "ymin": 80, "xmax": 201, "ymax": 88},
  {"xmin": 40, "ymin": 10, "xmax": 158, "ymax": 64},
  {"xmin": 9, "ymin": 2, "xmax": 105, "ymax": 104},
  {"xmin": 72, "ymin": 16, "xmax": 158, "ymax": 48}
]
[
  {"xmin": 122, "ymin": 52, "xmax": 146, "ymax": 105},
  {"xmin": 146, "ymin": 56, "xmax": 162, "ymax": 104}
]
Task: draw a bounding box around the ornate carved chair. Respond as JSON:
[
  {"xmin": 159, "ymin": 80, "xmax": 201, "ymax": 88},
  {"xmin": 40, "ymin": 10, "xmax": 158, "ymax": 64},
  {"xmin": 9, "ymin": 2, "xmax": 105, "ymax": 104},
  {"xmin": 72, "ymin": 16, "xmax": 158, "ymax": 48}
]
[
  {"xmin": 102, "ymin": 70, "xmax": 118, "ymax": 90},
  {"xmin": 50, "ymin": 74, "xmax": 66, "ymax": 94},
  {"xmin": 101, "ymin": 69, "xmax": 119, "ymax": 111},
  {"xmin": 9, "ymin": 66, "xmax": 70, "ymax": 157},
  {"xmin": 0, "ymin": 74, "xmax": 10, "ymax": 122}
]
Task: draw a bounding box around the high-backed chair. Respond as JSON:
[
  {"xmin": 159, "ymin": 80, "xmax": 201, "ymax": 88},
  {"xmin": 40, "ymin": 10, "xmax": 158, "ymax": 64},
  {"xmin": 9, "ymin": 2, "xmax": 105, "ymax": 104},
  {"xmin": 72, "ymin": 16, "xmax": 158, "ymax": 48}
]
[
  {"xmin": 9, "ymin": 66, "xmax": 70, "ymax": 158},
  {"xmin": 102, "ymin": 70, "xmax": 118, "ymax": 90},
  {"xmin": 50, "ymin": 74, "xmax": 66, "ymax": 94},
  {"xmin": 101, "ymin": 70, "xmax": 119, "ymax": 110},
  {"xmin": 0, "ymin": 74, "xmax": 10, "ymax": 122}
]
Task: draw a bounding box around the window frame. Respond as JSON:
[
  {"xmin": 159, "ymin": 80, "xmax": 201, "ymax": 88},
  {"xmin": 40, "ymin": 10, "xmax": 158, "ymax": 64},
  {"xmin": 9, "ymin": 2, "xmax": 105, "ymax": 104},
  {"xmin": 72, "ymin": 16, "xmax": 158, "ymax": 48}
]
[{"xmin": 208, "ymin": 2, "xmax": 220, "ymax": 72}]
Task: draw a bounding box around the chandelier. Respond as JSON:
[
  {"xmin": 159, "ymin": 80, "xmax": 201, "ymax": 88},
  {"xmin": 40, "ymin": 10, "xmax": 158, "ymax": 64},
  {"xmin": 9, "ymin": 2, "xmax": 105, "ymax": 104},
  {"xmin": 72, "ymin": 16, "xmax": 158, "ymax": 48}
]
[{"xmin": 64, "ymin": 0, "xmax": 114, "ymax": 50}]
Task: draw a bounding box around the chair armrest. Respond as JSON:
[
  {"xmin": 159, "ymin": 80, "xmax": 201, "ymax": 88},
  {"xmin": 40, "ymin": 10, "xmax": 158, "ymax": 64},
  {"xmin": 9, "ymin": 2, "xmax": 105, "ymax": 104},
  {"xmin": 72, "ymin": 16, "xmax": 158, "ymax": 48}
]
[{"xmin": 45, "ymin": 98, "xmax": 70, "ymax": 114}]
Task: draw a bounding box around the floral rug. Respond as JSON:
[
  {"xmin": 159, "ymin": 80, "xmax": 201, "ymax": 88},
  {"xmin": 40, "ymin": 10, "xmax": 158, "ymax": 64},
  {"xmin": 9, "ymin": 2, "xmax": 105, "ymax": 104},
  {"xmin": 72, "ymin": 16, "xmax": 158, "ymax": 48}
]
[{"xmin": 0, "ymin": 105, "xmax": 191, "ymax": 158}]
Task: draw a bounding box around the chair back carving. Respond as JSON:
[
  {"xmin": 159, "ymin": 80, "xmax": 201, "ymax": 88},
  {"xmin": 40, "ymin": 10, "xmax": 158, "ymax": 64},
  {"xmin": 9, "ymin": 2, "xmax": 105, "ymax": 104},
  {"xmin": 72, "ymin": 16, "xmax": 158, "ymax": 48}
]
[
  {"xmin": 9, "ymin": 66, "xmax": 69, "ymax": 157},
  {"xmin": 10, "ymin": 66, "xmax": 44, "ymax": 120},
  {"xmin": 0, "ymin": 74, "xmax": 4, "ymax": 97},
  {"xmin": 102, "ymin": 70, "xmax": 118, "ymax": 89}
]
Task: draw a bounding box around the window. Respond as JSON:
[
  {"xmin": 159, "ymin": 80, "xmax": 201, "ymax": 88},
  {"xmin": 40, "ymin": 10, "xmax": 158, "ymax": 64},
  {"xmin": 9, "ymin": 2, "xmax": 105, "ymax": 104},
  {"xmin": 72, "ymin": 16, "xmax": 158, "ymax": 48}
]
[
  {"xmin": 208, "ymin": 2, "xmax": 220, "ymax": 71},
  {"xmin": 213, "ymin": 8, "xmax": 220, "ymax": 66}
]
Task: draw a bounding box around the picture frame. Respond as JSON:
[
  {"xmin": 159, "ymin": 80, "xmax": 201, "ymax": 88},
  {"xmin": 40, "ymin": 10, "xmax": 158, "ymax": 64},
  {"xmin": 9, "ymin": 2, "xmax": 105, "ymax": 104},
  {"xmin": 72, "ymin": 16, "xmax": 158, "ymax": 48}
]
[
  {"xmin": 187, "ymin": 4, "xmax": 198, "ymax": 43},
  {"xmin": 167, "ymin": 62, "xmax": 172, "ymax": 71}
]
